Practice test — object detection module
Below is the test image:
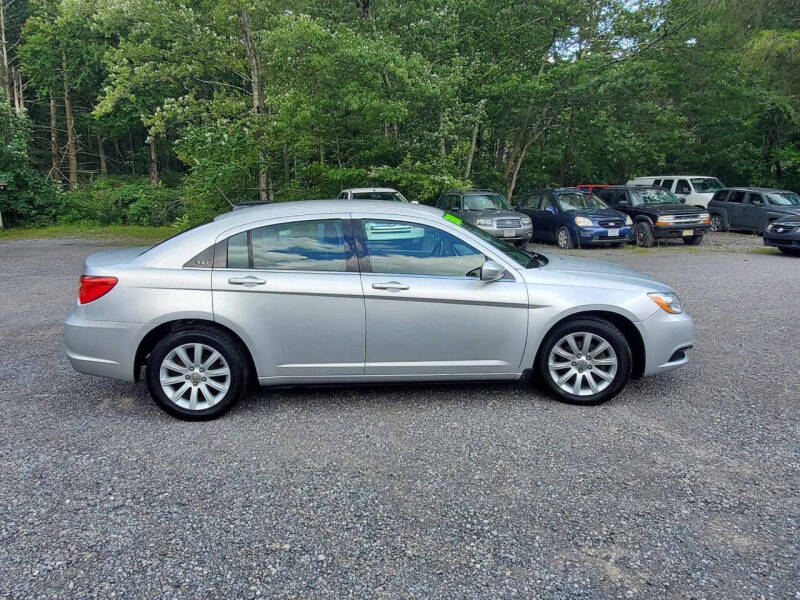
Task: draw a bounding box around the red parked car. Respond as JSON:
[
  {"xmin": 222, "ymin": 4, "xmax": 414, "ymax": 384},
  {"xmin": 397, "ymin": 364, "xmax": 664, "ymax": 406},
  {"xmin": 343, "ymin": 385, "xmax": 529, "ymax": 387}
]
[{"xmin": 575, "ymin": 184, "xmax": 613, "ymax": 194}]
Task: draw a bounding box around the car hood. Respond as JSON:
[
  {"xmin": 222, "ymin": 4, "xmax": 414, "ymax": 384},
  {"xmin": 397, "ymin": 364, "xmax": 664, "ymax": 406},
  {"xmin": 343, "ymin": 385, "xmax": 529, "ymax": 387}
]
[
  {"xmin": 565, "ymin": 208, "xmax": 627, "ymax": 221},
  {"xmin": 639, "ymin": 203, "xmax": 703, "ymax": 214},
  {"xmin": 771, "ymin": 205, "xmax": 800, "ymax": 215},
  {"xmin": 464, "ymin": 209, "xmax": 526, "ymax": 220},
  {"xmin": 531, "ymin": 254, "xmax": 673, "ymax": 291},
  {"xmin": 772, "ymin": 215, "xmax": 800, "ymax": 224}
]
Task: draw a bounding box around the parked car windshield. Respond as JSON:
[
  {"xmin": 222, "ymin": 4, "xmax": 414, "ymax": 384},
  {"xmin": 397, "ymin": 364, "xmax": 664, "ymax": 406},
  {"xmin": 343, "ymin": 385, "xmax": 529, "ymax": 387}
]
[
  {"xmin": 557, "ymin": 193, "xmax": 609, "ymax": 211},
  {"xmin": 443, "ymin": 213, "xmax": 545, "ymax": 268},
  {"xmin": 630, "ymin": 188, "xmax": 681, "ymax": 205},
  {"xmin": 766, "ymin": 192, "xmax": 800, "ymax": 205},
  {"xmin": 352, "ymin": 191, "xmax": 408, "ymax": 202},
  {"xmin": 690, "ymin": 178, "xmax": 724, "ymax": 192},
  {"xmin": 463, "ymin": 194, "xmax": 512, "ymax": 211}
]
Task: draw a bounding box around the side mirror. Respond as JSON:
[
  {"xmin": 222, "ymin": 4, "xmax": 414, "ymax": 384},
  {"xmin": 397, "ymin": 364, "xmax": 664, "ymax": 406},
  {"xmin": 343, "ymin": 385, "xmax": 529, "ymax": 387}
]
[
  {"xmin": 616, "ymin": 200, "xmax": 629, "ymax": 207},
  {"xmin": 480, "ymin": 260, "xmax": 506, "ymax": 282},
  {"xmin": 545, "ymin": 206, "xmax": 556, "ymax": 214},
  {"xmin": 679, "ymin": 197, "xmax": 686, "ymax": 203}
]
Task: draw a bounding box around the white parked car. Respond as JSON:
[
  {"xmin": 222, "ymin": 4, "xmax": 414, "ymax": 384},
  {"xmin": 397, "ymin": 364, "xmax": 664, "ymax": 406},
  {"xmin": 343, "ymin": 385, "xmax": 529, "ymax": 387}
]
[
  {"xmin": 338, "ymin": 187, "xmax": 417, "ymax": 203},
  {"xmin": 626, "ymin": 176, "xmax": 724, "ymax": 208}
]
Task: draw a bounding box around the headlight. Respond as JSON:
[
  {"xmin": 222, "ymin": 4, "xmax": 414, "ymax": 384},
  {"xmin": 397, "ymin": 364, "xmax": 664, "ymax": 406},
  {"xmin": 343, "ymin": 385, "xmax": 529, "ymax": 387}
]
[
  {"xmin": 574, "ymin": 216, "xmax": 594, "ymax": 227},
  {"xmin": 625, "ymin": 215, "xmax": 633, "ymax": 225},
  {"xmin": 766, "ymin": 222, "xmax": 774, "ymax": 232},
  {"xmin": 520, "ymin": 216, "xmax": 532, "ymax": 225},
  {"xmin": 474, "ymin": 218, "xmax": 493, "ymax": 226},
  {"xmin": 655, "ymin": 215, "xmax": 675, "ymax": 226},
  {"xmin": 648, "ymin": 292, "xmax": 683, "ymax": 314}
]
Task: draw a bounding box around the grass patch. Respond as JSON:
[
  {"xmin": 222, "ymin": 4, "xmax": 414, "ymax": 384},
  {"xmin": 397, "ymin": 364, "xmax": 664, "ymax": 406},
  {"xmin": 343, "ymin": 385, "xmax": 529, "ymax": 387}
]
[{"xmin": 0, "ymin": 223, "xmax": 176, "ymax": 245}]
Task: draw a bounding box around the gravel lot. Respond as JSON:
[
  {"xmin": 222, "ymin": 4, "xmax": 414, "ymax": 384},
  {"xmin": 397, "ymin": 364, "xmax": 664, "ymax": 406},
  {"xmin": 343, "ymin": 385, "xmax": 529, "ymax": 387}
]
[{"xmin": 0, "ymin": 234, "xmax": 798, "ymax": 599}]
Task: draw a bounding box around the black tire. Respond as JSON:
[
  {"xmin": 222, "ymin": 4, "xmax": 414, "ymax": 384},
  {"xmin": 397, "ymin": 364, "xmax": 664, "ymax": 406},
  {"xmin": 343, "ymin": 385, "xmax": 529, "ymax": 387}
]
[
  {"xmin": 709, "ymin": 214, "xmax": 726, "ymax": 232},
  {"xmin": 146, "ymin": 326, "xmax": 249, "ymax": 420},
  {"xmin": 634, "ymin": 221, "xmax": 654, "ymax": 248},
  {"xmin": 556, "ymin": 226, "xmax": 574, "ymax": 249},
  {"xmin": 683, "ymin": 234, "xmax": 703, "ymax": 245},
  {"xmin": 778, "ymin": 247, "xmax": 800, "ymax": 256},
  {"xmin": 515, "ymin": 239, "xmax": 529, "ymax": 249},
  {"xmin": 536, "ymin": 317, "xmax": 632, "ymax": 406}
]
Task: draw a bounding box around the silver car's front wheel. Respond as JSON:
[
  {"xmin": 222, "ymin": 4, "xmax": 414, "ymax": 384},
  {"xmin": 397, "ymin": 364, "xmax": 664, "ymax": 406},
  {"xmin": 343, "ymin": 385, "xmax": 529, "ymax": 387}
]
[
  {"xmin": 537, "ymin": 317, "xmax": 632, "ymax": 405},
  {"xmin": 159, "ymin": 343, "xmax": 231, "ymax": 411},
  {"xmin": 547, "ymin": 332, "xmax": 618, "ymax": 396},
  {"xmin": 146, "ymin": 327, "xmax": 249, "ymax": 420}
]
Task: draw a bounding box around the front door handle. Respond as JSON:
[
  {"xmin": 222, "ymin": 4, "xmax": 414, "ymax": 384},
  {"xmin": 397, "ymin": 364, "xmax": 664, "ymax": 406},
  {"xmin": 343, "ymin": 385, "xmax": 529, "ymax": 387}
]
[
  {"xmin": 372, "ymin": 281, "xmax": 409, "ymax": 291},
  {"xmin": 228, "ymin": 276, "xmax": 266, "ymax": 286}
]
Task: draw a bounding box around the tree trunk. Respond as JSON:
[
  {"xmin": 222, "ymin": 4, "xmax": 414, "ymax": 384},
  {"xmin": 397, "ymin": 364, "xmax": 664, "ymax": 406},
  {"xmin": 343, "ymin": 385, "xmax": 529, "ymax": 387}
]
[
  {"xmin": 0, "ymin": 0, "xmax": 11, "ymax": 104},
  {"xmin": 62, "ymin": 52, "xmax": 78, "ymax": 189},
  {"xmin": 49, "ymin": 92, "xmax": 60, "ymax": 180},
  {"xmin": 283, "ymin": 143, "xmax": 290, "ymax": 181},
  {"xmin": 507, "ymin": 139, "xmax": 533, "ymax": 201},
  {"xmin": 97, "ymin": 134, "xmax": 108, "ymax": 175},
  {"xmin": 148, "ymin": 133, "xmax": 159, "ymax": 185},
  {"xmin": 240, "ymin": 6, "xmax": 269, "ymax": 203},
  {"xmin": 465, "ymin": 103, "xmax": 486, "ymax": 180},
  {"xmin": 13, "ymin": 68, "xmax": 23, "ymax": 111},
  {"xmin": 267, "ymin": 170, "xmax": 274, "ymax": 203}
]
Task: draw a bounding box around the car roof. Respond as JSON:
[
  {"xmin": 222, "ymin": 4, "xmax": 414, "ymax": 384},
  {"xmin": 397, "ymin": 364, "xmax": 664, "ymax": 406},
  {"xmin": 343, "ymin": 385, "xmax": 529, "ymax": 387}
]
[
  {"xmin": 140, "ymin": 200, "xmax": 446, "ymax": 269},
  {"xmin": 631, "ymin": 175, "xmax": 717, "ymax": 179},
  {"xmin": 443, "ymin": 189, "xmax": 499, "ymax": 194},
  {"xmin": 719, "ymin": 186, "xmax": 788, "ymax": 193},
  {"xmin": 342, "ymin": 187, "xmax": 399, "ymax": 193}
]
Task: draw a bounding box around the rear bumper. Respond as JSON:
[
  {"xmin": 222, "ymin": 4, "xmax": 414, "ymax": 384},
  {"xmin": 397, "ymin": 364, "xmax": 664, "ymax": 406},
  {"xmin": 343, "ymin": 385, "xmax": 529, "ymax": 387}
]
[
  {"xmin": 653, "ymin": 225, "xmax": 710, "ymax": 239},
  {"xmin": 64, "ymin": 306, "xmax": 144, "ymax": 382},
  {"xmin": 638, "ymin": 310, "xmax": 694, "ymax": 377}
]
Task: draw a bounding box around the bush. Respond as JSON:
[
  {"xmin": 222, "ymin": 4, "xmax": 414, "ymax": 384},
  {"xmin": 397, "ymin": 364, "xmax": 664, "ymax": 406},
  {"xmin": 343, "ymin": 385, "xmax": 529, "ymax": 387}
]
[{"xmin": 56, "ymin": 177, "xmax": 184, "ymax": 226}]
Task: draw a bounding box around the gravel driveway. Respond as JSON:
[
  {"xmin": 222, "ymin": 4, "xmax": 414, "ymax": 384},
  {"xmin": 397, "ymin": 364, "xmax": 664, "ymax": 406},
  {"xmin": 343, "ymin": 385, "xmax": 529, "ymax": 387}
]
[{"xmin": 0, "ymin": 236, "xmax": 798, "ymax": 599}]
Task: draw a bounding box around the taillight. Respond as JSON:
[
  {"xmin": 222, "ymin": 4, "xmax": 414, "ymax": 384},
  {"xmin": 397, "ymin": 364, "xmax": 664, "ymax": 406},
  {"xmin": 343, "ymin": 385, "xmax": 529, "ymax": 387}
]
[{"xmin": 79, "ymin": 276, "xmax": 118, "ymax": 304}]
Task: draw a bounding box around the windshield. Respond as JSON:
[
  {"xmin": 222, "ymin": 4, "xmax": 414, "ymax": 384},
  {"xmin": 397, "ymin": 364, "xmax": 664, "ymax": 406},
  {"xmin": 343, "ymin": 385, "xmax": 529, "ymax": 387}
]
[
  {"xmin": 557, "ymin": 192, "xmax": 609, "ymax": 211},
  {"xmin": 352, "ymin": 191, "xmax": 408, "ymax": 202},
  {"xmin": 631, "ymin": 188, "xmax": 681, "ymax": 205},
  {"xmin": 463, "ymin": 194, "xmax": 512, "ymax": 211},
  {"xmin": 767, "ymin": 192, "xmax": 800, "ymax": 206},
  {"xmin": 690, "ymin": 178, "xmax": 724, "ymax": 193},
  {"xmin": 443, "ymin": 213, "xmax": 545, "ymax": 268}
]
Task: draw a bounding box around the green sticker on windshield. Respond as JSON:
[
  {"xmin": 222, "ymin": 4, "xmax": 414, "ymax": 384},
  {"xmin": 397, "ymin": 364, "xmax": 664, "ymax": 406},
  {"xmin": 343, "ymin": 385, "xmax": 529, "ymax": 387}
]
[{"xmin": 443, "ymin": 213, "xmax": 463, "ymax": 225}]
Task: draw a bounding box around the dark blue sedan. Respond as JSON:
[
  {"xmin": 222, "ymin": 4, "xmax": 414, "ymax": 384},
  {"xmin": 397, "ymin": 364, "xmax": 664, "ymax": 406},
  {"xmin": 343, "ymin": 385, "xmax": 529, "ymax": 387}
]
[
  {"xmin": 763, "ymin": 214, "xmax": 800, "ymax": 256},
  {"xmin": 516, "ymin": 188, "xmax": 633, "ymax": 249}
]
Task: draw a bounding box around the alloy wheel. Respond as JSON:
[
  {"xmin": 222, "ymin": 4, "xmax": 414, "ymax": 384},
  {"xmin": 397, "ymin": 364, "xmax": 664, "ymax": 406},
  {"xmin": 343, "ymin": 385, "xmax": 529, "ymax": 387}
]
[
  {"xmin": 547, "ymin": 332, "xmax": 618, "ymax": 396},
  {"xmin": 557, "ymin": 228, "xmax": 569, "ymax": 248},
  {"xmin": 710, "ymin": 215, "xmax": 722, "ymax": 232},
  {"xmin": 159, "ymin": 343, "xmax": 231, "ymax": 411}
]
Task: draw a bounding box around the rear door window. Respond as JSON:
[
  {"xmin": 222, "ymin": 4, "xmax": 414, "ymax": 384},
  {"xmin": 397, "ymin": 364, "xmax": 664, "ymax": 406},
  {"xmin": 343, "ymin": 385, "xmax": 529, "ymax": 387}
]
[
  {"xmin": 227, "ymin": 219, "xmax": 349, "ymax": 272},
  {"xmin": 728, "ymin": 191, "xmax": 747, "ymax": 203},
  {"xmin": 659, "ymin": 179, "xmax": 674, "ymax": 191}
]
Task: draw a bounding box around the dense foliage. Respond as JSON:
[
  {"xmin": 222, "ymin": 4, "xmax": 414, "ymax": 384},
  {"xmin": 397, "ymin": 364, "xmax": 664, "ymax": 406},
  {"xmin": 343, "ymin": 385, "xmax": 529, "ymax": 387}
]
[{"xmin": 0, "ymin": 0, "xmax": 798, "ymax": 227}]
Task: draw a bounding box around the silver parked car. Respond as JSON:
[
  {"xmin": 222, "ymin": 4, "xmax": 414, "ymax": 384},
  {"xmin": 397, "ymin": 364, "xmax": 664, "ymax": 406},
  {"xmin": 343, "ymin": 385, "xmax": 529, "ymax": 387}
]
[{"xmin": 65, "ymin": 200, "xmax": 693, "ymax": 420}]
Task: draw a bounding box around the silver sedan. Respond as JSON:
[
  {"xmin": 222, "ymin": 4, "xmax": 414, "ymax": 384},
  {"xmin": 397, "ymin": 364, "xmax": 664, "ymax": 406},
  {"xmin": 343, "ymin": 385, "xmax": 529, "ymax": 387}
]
[{"xmin": 65, "ymin": 200, "xmax": 693, "ymax": 420}]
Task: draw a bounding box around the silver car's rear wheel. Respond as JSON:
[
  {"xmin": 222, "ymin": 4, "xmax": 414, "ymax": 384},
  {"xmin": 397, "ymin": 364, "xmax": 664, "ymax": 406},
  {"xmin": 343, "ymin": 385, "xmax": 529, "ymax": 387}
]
[
  {"xmin": 160, "ymin": 343, "xmax": 231, "ymax": 410},
  {"xmin": 146, "ymin": 327, "xmax": 248, "ymax": 420},
  {"xmin": 548, "ymin": 332, "xmax": 618, "ymax": 396}
]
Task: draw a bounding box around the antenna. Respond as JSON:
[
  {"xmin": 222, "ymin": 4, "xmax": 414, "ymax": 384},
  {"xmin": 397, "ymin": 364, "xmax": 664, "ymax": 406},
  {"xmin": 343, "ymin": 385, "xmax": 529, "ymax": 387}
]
[{"xmin": 214, "ymin": 183, "xmax": 238, "ymax": 210}]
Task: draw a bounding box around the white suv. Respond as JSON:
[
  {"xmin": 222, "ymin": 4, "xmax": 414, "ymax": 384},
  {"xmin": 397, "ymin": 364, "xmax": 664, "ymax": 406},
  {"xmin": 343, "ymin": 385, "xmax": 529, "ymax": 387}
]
[
  {"xmin": 338, "ymin": 187, "xmax": 416, "ymax": 203},
  {"xmin": 626, "ymin": 176, "xmax": 724, "ymax": 208}
]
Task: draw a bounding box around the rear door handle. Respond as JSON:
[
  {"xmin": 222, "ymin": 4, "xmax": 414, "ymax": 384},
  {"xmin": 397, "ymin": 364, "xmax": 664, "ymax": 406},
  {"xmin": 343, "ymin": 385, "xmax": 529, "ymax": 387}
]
[
  {"xmin": 372, "ymin": 281, "xmax": 409, "ymax": 291},
  {"xmin": 228, "ymin": 276, "xmax": 266, "ymax": 286}
]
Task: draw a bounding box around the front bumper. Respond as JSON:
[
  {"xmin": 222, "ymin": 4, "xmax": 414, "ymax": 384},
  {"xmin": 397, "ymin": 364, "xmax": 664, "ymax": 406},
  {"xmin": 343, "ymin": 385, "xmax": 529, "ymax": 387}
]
[
  {"xmin": 763, "ymin": 232, "xmax": 800, "ymax": 249},
  {"xmin": 653, "ymin": 224, "xmax": 710, "ymax": 239},
  {"xmin": 577, "ymin": 226, "xmax": 633, "ymax": 244},
  {"xmin": 475, "ymin": 223, "xmax": 533, "ymax": 242},
  {"xmin": 65, "ymin": 306, "xmax": 146, "ymax": 382},
  {"xmin": 638, "ymin": 309, "xmax": 694, "ymax": 377}
]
